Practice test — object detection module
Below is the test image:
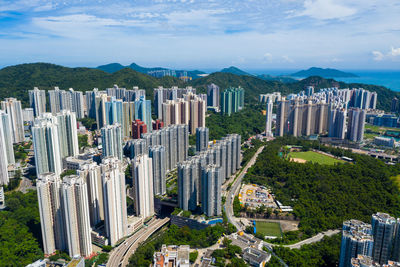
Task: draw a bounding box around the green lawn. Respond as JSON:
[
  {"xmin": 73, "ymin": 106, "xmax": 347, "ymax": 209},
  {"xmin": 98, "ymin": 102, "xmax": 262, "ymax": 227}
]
[
  {"xmin": 288, "ymin": 151, "xmax": 344, "ymax": 165},
  {"xmin": 255, "ymin": 221, "xmax": 282, "ymax": 237},
  {"xmin": 365, "ymin": 124, "xmax": 400, "ymax": 132}
]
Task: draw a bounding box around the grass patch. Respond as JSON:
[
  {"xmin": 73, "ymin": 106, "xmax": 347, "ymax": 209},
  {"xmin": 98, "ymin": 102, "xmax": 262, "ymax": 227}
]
[
  {"xmin": 288, "ymin": 151, "xmax": 344, "ymax": 165},
  {"xmin": 255, "ymin": 221, "xmax": 282, "ymax": 238},
  {"xmin": 365, "ymin": 124, "xmax": 400, "ymax": 132}
]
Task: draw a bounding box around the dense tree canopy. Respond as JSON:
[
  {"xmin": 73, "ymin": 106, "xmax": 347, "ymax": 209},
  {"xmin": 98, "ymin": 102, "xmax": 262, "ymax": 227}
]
[
  {"xmin": 0, "ymin": 191, "xmax": 43, "ymax": 266},
  {"xmin": 245, "ymin": 137, "xmax": 400, "ymax": 235},
  {"xmin": 274, "ymin": 234, "xmax": 342, "ymax": 267},
  {"xmin": 128, "ymin": 222, "xmax": 235, "ymax": 267},
  {"xmin": 206, "ymin": 104, "xmax": 265, "ymax": 141},
  {"xmin": 0, "ymin": 63, "xmax": 397, "ymax": 112}
]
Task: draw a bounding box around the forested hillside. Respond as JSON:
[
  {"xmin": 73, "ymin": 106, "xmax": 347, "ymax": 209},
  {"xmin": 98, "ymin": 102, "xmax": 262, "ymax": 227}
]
[
  {"xmin": 0, "ymin": 63, "xmax": 398, "ymax": 111},
  {"xmin": 244, "ymin": 137, "xmax": 400, "ymax": 236}
]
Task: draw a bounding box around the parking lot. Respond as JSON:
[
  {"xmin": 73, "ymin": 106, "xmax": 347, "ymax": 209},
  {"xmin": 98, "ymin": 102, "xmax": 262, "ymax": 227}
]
[{"xmin": 239, "ymin": 184, "xmax": 278, "ymax": 209}]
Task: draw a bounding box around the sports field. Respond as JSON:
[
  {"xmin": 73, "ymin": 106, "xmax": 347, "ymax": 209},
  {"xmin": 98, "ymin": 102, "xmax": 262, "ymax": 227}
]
[
  {"xmin": 289, "ymin": 151, "xmax": 344, "ymax": 165},
  {"xmin": 255, "ymin": 221, "xmax": 282, "ymax": 238}
]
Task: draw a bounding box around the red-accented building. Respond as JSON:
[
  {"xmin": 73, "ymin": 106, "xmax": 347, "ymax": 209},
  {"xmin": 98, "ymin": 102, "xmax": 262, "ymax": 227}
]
[
  {"xmin": 153, "ymin": 119, "xmax": 164, "ymax": 130},
  {"xmin": 132, "ymin": 119, "xmax": 147, "ymax": 139}
]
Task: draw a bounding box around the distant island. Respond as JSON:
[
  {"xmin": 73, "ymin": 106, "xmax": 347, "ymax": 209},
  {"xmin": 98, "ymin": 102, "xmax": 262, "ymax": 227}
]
[{"xmin": 291, "ymin": 67, "xmax": 358, "ymax": 78}]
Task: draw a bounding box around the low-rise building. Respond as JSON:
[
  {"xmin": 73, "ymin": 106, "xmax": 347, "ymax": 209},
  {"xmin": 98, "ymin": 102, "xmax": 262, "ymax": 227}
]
[
  {"xmin": 153, "ymin": 245, "xmax": 190, "ymax": 267},
  {"xmin": 351, "ymin": 254, "xmax": 400, "ymax": 267},
  {"xmin": 242, "ymin": 247, "xmax": 271, "ymax": 267},
  {"xmin": 374, "ymin": 136, "xmax": 396, "ymax": 148}
]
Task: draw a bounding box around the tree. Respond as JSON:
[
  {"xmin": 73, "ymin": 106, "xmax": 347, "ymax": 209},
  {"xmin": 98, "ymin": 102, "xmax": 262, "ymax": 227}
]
[
  {"xmin": 222, "ymin": 237, "xmax": 232, "ymax": 247},
  {"xmin": 189, "ymin": 251, "xmax": 198, "ymax": 263}
]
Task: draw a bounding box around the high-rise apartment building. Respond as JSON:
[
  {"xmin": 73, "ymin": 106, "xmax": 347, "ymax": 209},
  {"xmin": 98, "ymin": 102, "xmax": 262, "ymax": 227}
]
[
  {"xmin": 347, "ymin": 108, "xmax": 366, "ymax": 142},
  {"xmin": 61, "ymin": 175, "xmax": 93, "ymax": 257},
  {"xmin": 196, "ymin": 127, "xmax": 209, "ymax": 152},
  {"xmin": 29, "ymin": 87, "xmax": 46, "ymax": 117},
  {"xmin": 49, "ymin": 87, "xmax": 73, "ymax": 115},
  {"xmin": 69, "ymin": 88, "xmax": 85, "ymax": 119},
  {"xmin": 101, "ymin": 123, "xmax": 123, "ymax": 161},
  {"xmin": 122, "ymin": 101, "xmax": 135, "ymax": 138},
  {"xmin": 149, "ymin": 146, "xmax": 166, "ymax": 196},
  {"xmin": 86, "ymin": 88, "xmax": 99, "ymax": 120},
  {"xmin": 48, "ymin": 87, "xmax": 61, "ymax": 114},
  {"xmin": 0, "ymin": 111, "xmax": 15, "ymax": 165},
  {"xmin": 135, "ymin": 96, "xmax": 152, "ymax": 132},
  {"xmin": 32, "ymin": 116, "xmax": 62, "ymax": 176},
  {"xmin": 162, "ymin": 98, "xmax": 189, "ymax": 127},
  {"xmin": 36, "ymin": 173, "xmax": 66, "ymax": 256},
  {"xmin": 265, "ymin": 98, "xmax": 273, "ymax": 137},
  {"xmin": 201, "ymin": 165, "xmax": 222, "ymax": 217},
  {"xmin": 0, "ymin": 117, "xmax": 10, "ymax": 185},
  {"xmin": 101, "ymin": 157, "xmax": 127, "ymax": 246},
  {"xmin": 372, "ymin": 212, "xmax": 396, "ymax": 265},
  {"xmin": 177, "ymin": 134, "xmax": 240, "ymax": 212},
  {"xmin": 351, "ymin": 89, "xmax": 377, "ymax": 110},
  {"xmin": 154, "ymin": 86, "xmax": 196, "ymax": 119},
  {"xmin": 152, "ymin": 119, "xmax": 164, "ymax": 130},
  {"xmin": 220, "ymin": 87, "xmax": 245, "ymax": 116},
  {"xmin": 23, "ymin": 108, "xmax": 34, "ymax": 124},
  {"xmin": 56, "ymin": 110, "xmax": 79, "ymax": 158},
  {"xmin": 105, "ymin": 98, "xmax": 124, "ymax": 127},
  {"xmin": 77, "ymin": 162, "xmax": 104, "ymax": 226},
  {"xmin": 306, "ymin": 86, "xmax": 314, "ymax": 96},
  {"xmin": 177, "ymin": 160, "xmax": 199, "ymax": 211},
  {"xmin": 276, "ymin": 98, "xmax": 329, "ymax": 137},
  {"xmin": 95, "ymin": 93, "xmax": 109, "ymax": 130},
  {"xmin": 339, "ymin": 219, "xmax": 374, "ymax": 267},
  {"xmin": 132, "ymin": 119, "xmax": 147, "ymax": 139},
  {"xmin": 125, "ymin": 139, "xmax": 148, "ymax": 160},
  {"xmin": 132, "ymin": 154, "xmax": 154, "ymax": 218},
  {"xmin": 207, "ymin": 83, "xmax": 220, "ymax": 110},
  {"xmin": 259, "ymin": 92, "xmax": 281, "ymax": 103},
  {"xmin": 188, "ymin": 95, "xmax": 206, "ymax": 134},
  {"xmin": 140, "ymin": 125, "xmax": 189, "ymax": 171},
  {"xmin": 328, "ymin": 106, "xmax": 347, "ymax": 139},
  {"xmin": 33, "ymin": 111, "xmax": 79, "ymax": 173},
  {"xmin": 161, "ymin": 93, "xmax": 205, "ymax": 134},
  {"xmin": 1, "ymin": 97, "xmax": 25, "ymax": 143}
]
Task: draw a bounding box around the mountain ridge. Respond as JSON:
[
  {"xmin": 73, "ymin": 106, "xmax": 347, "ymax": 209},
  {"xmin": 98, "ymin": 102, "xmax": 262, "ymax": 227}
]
[
  {"xmin": 97, "ymin": 62, "xmax": 206, "ymax": 79},
  {"xmin": 0, "ymin": 63, "xmax": 397, "ymax": 111}
]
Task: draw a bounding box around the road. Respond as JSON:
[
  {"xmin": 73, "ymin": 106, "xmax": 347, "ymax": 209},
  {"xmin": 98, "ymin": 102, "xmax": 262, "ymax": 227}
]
[
  {"xmin": 224, "ymin": 145, "xmax": 265, "ymax": 231},
  {"xmin": 280, "ymin": 229, "xmax": 340, "ymax": 249},
  {"xmin": 107, "ymin": 217, "xmax": 170, "ymax": 267}
]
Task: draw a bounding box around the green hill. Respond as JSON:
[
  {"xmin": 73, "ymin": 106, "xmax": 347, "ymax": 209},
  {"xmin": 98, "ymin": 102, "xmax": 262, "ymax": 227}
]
[
  {"xmin": 0, "ymin": 63, "xmax": 398, "ymax": 112},
  {"xmin": 220, "ymin": 66, "xmax": 251, "ymax": 76},
  {"xmin": 0, "ymin": 63, "xmax": 185, "ymax": 106},
  {"xmin": 97, "ymin": 63, "xmax": 125, "ymax": 73},
  {"xmin": 96, "ymin": 62, "xmax": 206, "ymax": 79}
]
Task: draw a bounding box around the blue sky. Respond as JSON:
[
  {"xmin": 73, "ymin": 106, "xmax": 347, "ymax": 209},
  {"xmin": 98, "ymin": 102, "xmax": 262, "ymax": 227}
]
[{"xmin": 0, "ymin": 0, "xmax": 400, "ymax": 70}]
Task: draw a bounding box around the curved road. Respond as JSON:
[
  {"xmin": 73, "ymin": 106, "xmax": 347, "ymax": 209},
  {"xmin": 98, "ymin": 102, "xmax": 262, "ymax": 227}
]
[
  {"xmin": 280, "ymin": 229, "xmax": 340, "ymax": 249},
  {"xmin": 224, "ymin": 145, "xmax": 265, "ymax": 231},
  {"xmin": 107, "ymin": 217, "xmax": 170, "ymax": 267}
]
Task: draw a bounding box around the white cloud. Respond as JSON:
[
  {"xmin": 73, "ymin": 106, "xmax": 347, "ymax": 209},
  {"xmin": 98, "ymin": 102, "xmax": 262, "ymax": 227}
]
[
  {"xmin": 372, "ymin": 51, "xmax": 384, "ymax": 61},
  {"xmin": 331, "ymin": 57, "xmax": 343, "ymax": 62},
  {"xmin": 372, "ymin": 47, "xmax": 400, "ymax": 61},
  {"xmin": 263, "ymin": 52, "xmax": 273, "ymax": 62},
  {"xmin": 390, "ymin": 46, "xmax": 400, "ymax": 57},
  {"xmin": 282, "ymin": 55, "xmax": 294, "ymax": 63},
  {"xmin": 294, "ymin": 0, "xmax": 356, "ymax": 20}
]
